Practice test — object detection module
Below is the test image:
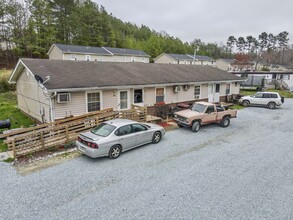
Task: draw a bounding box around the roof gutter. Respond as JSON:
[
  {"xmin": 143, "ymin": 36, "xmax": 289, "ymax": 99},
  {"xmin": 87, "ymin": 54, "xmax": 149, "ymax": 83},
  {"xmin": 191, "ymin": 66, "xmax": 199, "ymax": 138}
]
[{"xmin": 47, "ymin": 79, "xmax": 245, "ymax": 93}]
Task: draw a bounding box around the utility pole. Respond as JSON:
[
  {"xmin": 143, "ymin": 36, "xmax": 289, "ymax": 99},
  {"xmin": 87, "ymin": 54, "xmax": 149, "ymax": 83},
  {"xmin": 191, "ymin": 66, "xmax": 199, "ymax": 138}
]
[{"xmin": 193, "ymin": 46, "xmax": 197, "ymax": 65}]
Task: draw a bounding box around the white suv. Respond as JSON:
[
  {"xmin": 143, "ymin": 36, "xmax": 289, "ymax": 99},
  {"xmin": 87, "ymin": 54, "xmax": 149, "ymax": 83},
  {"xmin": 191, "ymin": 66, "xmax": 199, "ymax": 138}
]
[{"xmin": 239, "ymin": 92, "xmax": 284, "ymax": 109}]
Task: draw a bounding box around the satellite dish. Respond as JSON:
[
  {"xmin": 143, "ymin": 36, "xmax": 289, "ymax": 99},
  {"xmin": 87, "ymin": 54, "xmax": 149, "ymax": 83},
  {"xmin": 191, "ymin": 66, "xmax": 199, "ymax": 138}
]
[{"xmin": 35, "ymin": 75, "xmax": 43, "ymax": 83}]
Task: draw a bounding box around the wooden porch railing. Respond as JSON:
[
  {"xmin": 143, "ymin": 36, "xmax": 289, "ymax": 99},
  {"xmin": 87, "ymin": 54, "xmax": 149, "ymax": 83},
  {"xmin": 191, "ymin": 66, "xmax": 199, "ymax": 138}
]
[{"xmin": 3, "ymin": 105, "xmax": 147, "ymax": 158}]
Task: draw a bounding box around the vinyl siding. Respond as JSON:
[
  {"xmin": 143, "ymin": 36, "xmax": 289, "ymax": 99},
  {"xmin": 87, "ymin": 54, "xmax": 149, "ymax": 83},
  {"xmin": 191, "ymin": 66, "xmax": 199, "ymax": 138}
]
[
  {"xmin": 200, "ymin": 84, "xmax": 209, "ymax": 98},
  {"xmin": 178, "ymin": 60, "xmax": 192, "ymax": 65},
  {"xmin": 63, "ymin": 53, "xmax": 112, "ymax": 62},
  {"xmin": 199, "ymin": 60, "xmax": 215, "ymax": 66},
  {"xmin": 165, "ymin": 86, "xmax": 194, "ymax": 103},
  {"xmin": 54, "ymin": 92, "xmax": 86, "ymax": 119},
  {"xmin": 216, "ymin": 60, "xmax": 231, "ymax": 71},
  {"xmin": 103, "ymin": 90, "xmax": 118, "ymax": 110},
  {"xmin": 155, "ymin": 54, "xmax": 215, "ymax": 66},
  {"xmin": 48, "ymin": 46, "xmax": 63, "ymax": 60},
  {"xmin": 62, "ymin": 53, "xmax": 149, "ymax": 63},
  {"xmin": 112, "ymin": 55, "xmax": 149, "ymax": 63},
  {"xmin": 16, "ymin": 69, "xmax": 51, "ymax": 122},
  {"xmin": 144, "ymin": 87, "xmax": 156, "ymax": 106},
  {"xmin": 154, "ymin": 54, "xmax": 176, "ymax": 64},
  {"xmin": 220, "ymin": 83, "xmax": 227, "ymax": 96},
  {"xmin": 231, "ymin": 82, "xmax": 240, "ymax": 94}
]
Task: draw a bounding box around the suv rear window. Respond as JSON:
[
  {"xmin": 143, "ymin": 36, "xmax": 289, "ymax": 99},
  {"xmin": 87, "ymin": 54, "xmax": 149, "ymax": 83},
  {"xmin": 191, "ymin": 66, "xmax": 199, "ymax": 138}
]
[
  {"xmin": 263, "ymin": 93, "xmax": 278, "ymax": 98},
  {"xmin": 263, "ymin": 93, "xmax": 271, "ymax": 98}
]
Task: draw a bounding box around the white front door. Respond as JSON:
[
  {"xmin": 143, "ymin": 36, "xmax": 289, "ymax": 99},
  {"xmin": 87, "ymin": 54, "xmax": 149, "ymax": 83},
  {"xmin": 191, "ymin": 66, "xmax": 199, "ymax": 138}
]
[
  {"xmin": 214, "ymin": 83, "xmax": 220, "ymax": 102},
  {"xmin": 118, "ymin": 90, "xmax": 130, "ymax": 110},
  {"xmin": 214, "ymin": 93, "xmax": 220, "ymax": 103},
  {"xmin": 208, "ymin": 84, "xmax": 214, "ymax": 102}
]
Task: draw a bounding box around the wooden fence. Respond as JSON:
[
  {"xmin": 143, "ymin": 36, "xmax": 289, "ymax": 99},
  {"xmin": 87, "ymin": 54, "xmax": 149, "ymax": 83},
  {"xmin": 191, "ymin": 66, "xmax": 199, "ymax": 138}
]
[{"xmin": 2, "ymin": 105, "xmax": 147, "ymax": 158}]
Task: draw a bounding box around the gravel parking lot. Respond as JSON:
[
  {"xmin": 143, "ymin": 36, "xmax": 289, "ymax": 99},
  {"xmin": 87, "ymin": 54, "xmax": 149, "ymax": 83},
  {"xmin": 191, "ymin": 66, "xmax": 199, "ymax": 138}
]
[{"xmin": 1, "ymin": 99, "xmax": 293, "ymax": 219}]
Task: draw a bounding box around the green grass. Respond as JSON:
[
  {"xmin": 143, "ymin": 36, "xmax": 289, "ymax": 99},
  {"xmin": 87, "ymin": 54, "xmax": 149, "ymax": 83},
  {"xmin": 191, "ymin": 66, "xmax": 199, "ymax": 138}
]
[
  {"xmin": 240, "ymin": 90, "xmax": 256, "ymax": 96},
  {"xmin": 229, "ymin": 104, "xmax": 245, "ymax": 110},
  {"xmin": 0, "ymin": 92, "xmax": 35, "ymax": 152},
  {"xmin": 0, "ymin": 69, "xmax": 11, "ymax": 77},
  {"xmin": 3, "ymin": 157, "xmax": 14, "ymax": 163},
  {"xmin": 266, "ymin": 89, "xmax": 293, "ymax": 98},
  {"xmin": 240, "ymin": 89, "xmax": 293, "ymax": 98}
]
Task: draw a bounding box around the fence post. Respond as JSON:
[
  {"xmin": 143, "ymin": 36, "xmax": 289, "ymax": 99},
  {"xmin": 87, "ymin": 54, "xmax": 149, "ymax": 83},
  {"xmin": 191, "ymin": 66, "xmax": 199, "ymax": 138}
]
[
  {"xmin": 66, "ymin": 125, "xmax": 69, "ymax": 143},
  {"xmin": 12, "ymin": 139, "xmax": 16, "ymax": 159},
  {"xmin": 40, "ymin": 132, "xmax": 45, "ymax": 149}
]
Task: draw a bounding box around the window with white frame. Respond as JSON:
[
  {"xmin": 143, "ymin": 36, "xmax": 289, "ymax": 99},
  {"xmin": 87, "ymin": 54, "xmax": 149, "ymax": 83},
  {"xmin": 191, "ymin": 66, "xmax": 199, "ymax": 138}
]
[
  {"xmin": 87, "ymin": 92, "xmax": 100, "ymax": 112},
  {"xmin": 119, "ymin": 91, "xmax": 128, "ymax": 109},
  {"xmin": 215, "ymin": 84, "xmax": 220, "ymax": 93},
  {"xmin": 194, "ymin": 86, "xmax": 200, "ymax": 99},
  {"xmin": 156, "ymin": 88, "xmax": 165, "ymax": 103}
]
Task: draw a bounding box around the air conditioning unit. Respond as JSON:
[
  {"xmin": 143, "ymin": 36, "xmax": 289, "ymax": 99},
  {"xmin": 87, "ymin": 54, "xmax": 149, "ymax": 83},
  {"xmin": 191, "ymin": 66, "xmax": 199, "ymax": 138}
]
[
  {"xmin": 183, "ymin": 85, "xmax": 190, "ymax": 91},
  {"xmin": 57, "ymin": 93, "xmax": 71, "ymax": 103},
  {"xmin": 174, "ymin": 86, "xmax": 181, "ymax": 93}
]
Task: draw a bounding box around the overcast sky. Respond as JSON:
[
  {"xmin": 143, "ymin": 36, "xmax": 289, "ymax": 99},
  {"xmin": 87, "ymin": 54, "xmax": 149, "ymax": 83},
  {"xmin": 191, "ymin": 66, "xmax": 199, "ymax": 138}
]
[{"xmin": 95, "ymin": 0, "xmax": 292, "ymax": 45}]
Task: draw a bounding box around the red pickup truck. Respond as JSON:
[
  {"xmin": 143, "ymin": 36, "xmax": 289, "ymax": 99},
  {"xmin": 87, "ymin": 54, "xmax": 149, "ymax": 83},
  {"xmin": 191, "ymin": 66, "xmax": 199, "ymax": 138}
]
[{"xmin": 173, "ymin": 101, "xmax": 237, "ymax": 132}]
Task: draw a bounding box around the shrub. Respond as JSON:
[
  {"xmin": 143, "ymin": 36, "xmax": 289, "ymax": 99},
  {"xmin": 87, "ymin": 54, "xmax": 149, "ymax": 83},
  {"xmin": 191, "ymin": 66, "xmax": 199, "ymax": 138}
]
[
  {"xmin": 261, "ymin": 67, "xmax": 270, "ymax": 71},
  {"xmin": 0, "ymin": 75, "xmax": 15, "ymax": 92}
]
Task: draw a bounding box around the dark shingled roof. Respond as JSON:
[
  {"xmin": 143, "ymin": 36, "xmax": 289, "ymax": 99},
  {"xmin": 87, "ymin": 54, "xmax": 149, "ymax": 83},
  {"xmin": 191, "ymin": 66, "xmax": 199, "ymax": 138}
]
[
  {"xmin": 53, "ymin": 44, "xmax": 150, "ymax": 57},
  {"xmin": 54, "ymin": 44, "xmax": 110, "ymax": 55},
  {"xmin": 18, "ymin": 59, "xmax": 242, "ymax": 90},
  {"xmin": 187, "ymin": 54, "xmax": 215, "ymax": 62},
  {"xmin": 166, "ymin": 53, "xmax": 194, "ymax": 61},
  {"xmin": 103, "ymin": 47, "xmax": 149, "ymax": 57}
]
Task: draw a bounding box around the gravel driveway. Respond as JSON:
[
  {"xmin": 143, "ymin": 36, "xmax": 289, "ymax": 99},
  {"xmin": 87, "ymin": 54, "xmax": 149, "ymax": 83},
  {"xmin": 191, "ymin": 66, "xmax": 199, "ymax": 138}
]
[{"xmin": 1, "ymin": 99, "xmax": 293, "ymax": 219}]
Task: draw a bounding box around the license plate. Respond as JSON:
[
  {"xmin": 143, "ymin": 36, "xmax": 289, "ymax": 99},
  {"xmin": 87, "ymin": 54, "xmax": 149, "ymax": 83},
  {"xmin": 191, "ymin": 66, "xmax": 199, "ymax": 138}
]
[{"xmin": 79, "ymin": 146, "xmax": 86, "ymax": 153}]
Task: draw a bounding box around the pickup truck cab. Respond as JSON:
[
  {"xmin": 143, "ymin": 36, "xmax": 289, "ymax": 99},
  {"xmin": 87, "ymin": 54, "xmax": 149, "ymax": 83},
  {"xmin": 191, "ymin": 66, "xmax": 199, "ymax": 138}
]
[{"xmin": 173, "ymin": 101, "xmax": 237, "ymax": 132}]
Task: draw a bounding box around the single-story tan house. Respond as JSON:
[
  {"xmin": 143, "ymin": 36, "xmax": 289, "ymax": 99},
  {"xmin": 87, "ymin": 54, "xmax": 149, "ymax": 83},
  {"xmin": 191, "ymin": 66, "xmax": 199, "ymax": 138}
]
[
  {"xmin": 48, "ymin": 44, "xmax": 150, "ymax": 63},
  {"xmin": 9, "ymin": 59, "xmax": 242, "ymax": 123},
  {"xmin": 216, "ymin": 58, "xmax": 236, "ymax": 71},
  {"xmin": 154, "ymin": 53, "xmax": 215, "ymax": 66}
]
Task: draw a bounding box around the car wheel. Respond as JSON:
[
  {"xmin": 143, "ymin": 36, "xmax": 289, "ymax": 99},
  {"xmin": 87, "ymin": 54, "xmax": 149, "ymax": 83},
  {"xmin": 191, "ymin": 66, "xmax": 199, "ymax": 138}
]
[
  {"xmin": 109, "ymin": 145, "xmax": 121, "ymax": 159},
  {"xmin": 220, "ymin": 117, "xmax": 230, "ymax": 128},
  {"xmin": 191, "ymin": 121, "xmax": 200, "ymax": 132},
  {"xmin": 152, "ymin": 131, "xmax": 162, "ymax": 144},
  {"xmin": 242, "ymin": 100, "xmax": 249, "ymax": 107},
  {"xmin": 268, "ymin": 102, "xmax": 276, "ymax": 109}
]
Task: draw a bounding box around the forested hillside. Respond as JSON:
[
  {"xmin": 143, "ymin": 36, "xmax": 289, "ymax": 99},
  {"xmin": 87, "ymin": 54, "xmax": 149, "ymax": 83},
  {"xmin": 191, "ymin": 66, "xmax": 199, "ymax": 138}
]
[
  {"xmin": 0, "ymin": 0, "xmax": 229, "ymax": 67},
  {"xmin": 1, "ymin": 0, "xmax": 291, "ymax": 68}
]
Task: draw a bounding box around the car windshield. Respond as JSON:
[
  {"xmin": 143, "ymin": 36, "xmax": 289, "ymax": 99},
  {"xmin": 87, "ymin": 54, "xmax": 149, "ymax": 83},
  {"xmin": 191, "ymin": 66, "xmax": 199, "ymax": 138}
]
[
  {"xmin": 91, "ymin": 123, "xmax": 116, "ymax": 137},
  {"xmin": 190, "ymin": 103, "xmax": 206, "ymax": 113}
]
